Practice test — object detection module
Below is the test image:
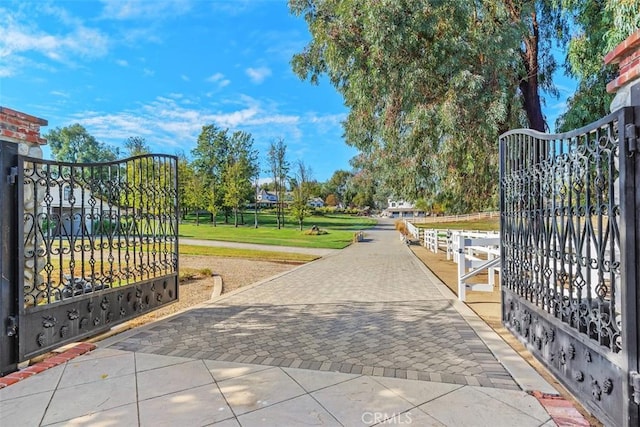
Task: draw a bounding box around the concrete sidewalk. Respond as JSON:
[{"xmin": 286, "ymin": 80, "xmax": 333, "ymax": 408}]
[{"xmin": 0, "ymin": 220, "xmax": 572, "ymax": 426}]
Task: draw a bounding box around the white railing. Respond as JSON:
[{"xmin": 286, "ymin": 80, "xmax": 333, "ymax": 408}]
[
  {"xmin": 454, "ymin": 233, "xmax": 500, "ymax": 302},
  {"xmin": 411, "ymin": 211, "xmax": 499, "ymax": 224},
  {"xmin": 412, "ymin": 226, "xmax": 501, "ymax": 302},
  {"xmin": 404, "ymin": 220, "xmax": 422, "ymax": 241},
  {"xmin": 423, "ymin": 229, "xmax": 448, "ymax": 254}
]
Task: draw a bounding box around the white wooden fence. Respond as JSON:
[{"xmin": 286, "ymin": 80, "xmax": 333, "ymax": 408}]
[
  {"xmin": 404, "ymin": 222, "xmax": 501, "ymax": 302},
  {"xmin": 453, "ymin": 233, "xmax": 500, "ymax": 301},
  {"xmin": 410, "ymin": 211, "xmax": 499, "ymax": 224}
]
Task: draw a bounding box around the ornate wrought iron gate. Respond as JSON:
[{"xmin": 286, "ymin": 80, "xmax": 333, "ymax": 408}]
[
  {"xmin": 1, "ymin": 153, "xmax": 179, "ymax": 374},
  {"xmin": 500, "ymin": 106, "xmax": 640, "ymax": 427}
]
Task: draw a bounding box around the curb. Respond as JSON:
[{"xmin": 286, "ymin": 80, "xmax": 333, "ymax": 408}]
[
  {"xmin": 531, "ymin": 391, "xmax": 591, "ymax": 426},
  {"xmin": 0, "ymin": 342, "xmax": 96, "ymax": 388},
  {"xmin": 210, "ymin": 274, "xmax": 223, "ymax": 299}
]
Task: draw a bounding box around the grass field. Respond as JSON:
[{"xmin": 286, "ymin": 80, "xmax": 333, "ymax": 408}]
[
  {"xmin": 179, "ymin": 212, "xmax": 376, "ymax": 249},
  {"xmin": 413, "ymin": 218, "xmax": 499, "ymax": 232},
  {"xmin": 179, "ymin": 244, "xmax": 318, "ymax": 263}
]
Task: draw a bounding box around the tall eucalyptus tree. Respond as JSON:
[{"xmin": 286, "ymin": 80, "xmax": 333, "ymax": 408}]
[{"xmin": 289, "ymin": 0, "xmax": 566, "ymax": 212}]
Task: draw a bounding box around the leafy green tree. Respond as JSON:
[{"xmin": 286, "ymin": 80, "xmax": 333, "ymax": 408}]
[
  {"xmin": 324, "ymin": 170, "xmax": 353, "ymax": 207},
  {"xmin": 305, "ymin": 180, "xmax": 322, "ymax": 201},
  {"xmin": 176, "ymin": 152, "xmax": 197, "ymax": 221},
  {"xmin": 290, "ymin": 160, "xmax": 313, "ymax": 231},
  {"xmin": 267, "ymin": 138, "xmax": 289, "ymax": 229},
  {"xmin": 557, "ymin": 0, "xmax": 639, "ymax": 131},
  {"xmin": 124, "ymin": 136, "xmax": 151, "ymax": 157},
  {"xmin": 120, "ymin": 137, "xmax": 156, "ymax": 217},
  {"xmin": 191, "ymin": 125, "xmax": 230, "ymax": 226},
  {"xmin": 223, "ymin": 131, "xmax": 259, "ymax": 227},
  {"xmin": 46, "ymin": 124, "xmax": 118, "ymax": 163},
  {"xmin": 290, "ymin": 0, "xmax": 567, "ymax": 213},
  {"xmin": 349, "ymin": 170, "xmax": 376, "ymax": 209}
]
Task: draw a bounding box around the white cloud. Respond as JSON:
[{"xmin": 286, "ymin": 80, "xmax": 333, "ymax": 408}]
[
  {"xmin": 116, "ymin": 59, "xmax": 128, "ymax": 66},
  {"xmin": 181, "ymin": 74, "xmax": 190, "ymax": 81},
  {"xmin": 206, "ymin": 72, "xmax": 225, "ymax": 82},
  {"xmin": 0, "ymin": 5, "xmax": 110, "ymax": 76},
  {"xmin": 206, "ymin": 72, "xmax": 231, "ymax": 88},
  {"xmin": 143, "ymin": 68, "xmax": 155, "ymax": 77},
  {"xmin": 245, "ymin": 66, "xmax": 272, "ymax": 84},
  {"xmin": 70, "ymin": 95, "xmax": 304, "ymax": 153},
  {"xmin": 50, "ymin": 90, "xmax": 70, "ymax": 98},
  {"xmin": 100, "ymin": 0, "xmax": 192, "ymax": 20}
]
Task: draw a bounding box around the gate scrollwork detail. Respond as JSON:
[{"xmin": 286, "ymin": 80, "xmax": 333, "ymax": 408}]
[
  {"xmin": 500, "ymin": 108, "xmax": 636, "ymax": 426},
  {"xmin": 18, "ymin": 154, "xmax": 179, "ymax": 362}
]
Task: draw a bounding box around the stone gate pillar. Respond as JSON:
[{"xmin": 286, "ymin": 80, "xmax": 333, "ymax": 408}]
[
  {"xmin": 604, "ymin": 30, "xmax": 640, "ymax": 427},
  {"xmin": 0, "ymin": 106, "xmax": 48, "ymax": 302},
  {"xmin": 605, "ymin": 30, "xmax": 640, "ymax": 111}
]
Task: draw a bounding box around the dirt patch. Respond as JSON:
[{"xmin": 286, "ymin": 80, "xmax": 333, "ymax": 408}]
[{"xmin": 410, "ymin": 244, "xmax": 602, "ymax": 426}]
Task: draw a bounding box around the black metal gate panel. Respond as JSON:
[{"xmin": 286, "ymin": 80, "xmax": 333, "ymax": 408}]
[
  {"xmin": 1, "ymin": 141, "xmax": 19, "ymax": 375},
  {"xmin": 16, "ymin": 154, "xmax": 179, "ymax": 361},
  {"xmin": 500, "ymin": 106, "xmax": 640, "ymax": 427}
]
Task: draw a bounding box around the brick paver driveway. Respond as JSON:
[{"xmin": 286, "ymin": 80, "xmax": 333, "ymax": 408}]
[{"xmin": 110, "ymin": 220, "xmax": 517, "ymax": 390}]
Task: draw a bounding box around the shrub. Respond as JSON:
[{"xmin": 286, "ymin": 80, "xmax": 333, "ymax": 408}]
[
  {"xmin": 94, "ymin": 219, "xmax": 118, "ymax": 234},
  {"xmin": 304, "ymin": 225, "xmax": 328, "ymax": 235},
  {"xmin": 40, "ymin": 218, "xmax": 57, "ymax": 234},
  {"xmin": 198, "ymin": 268, "xmax": 213, "ymax": 277},
  {"xmin": 315, "ymin": 206, "xmax": 337, "ymax": 215},
  {"xmin": 395, "ymin": 220, "xmax": 408, "ymax": 235}
]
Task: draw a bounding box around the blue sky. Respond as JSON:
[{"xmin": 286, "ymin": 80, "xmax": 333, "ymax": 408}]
[
  {"xmin": 1, "ymin": 0, "xmax": 575, "ymax": 182},
  {"xmin": 0, "ymin": 0, "xmax": 356, "ymax": 182}
]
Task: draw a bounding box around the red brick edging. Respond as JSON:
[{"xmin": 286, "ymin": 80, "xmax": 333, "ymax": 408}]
[
  {"xmin": 531, "ymin": 391, "xmax": 591, "ymax": 426},
  {"xmin": 0, "ymin": 343, "xmax": 96, "ymax": 388}
]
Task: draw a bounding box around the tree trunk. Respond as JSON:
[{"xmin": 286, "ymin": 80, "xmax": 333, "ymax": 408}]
[
  {"xmin": 517, "ymin": 8, "xmax": 545, "ymax": 133},
  {"xmin": 519, "ymin": 79, "xmax": 545, "ymax": 132}
]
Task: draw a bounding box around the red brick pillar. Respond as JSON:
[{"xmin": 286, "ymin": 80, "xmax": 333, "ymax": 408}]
[
  {"xmin": 0, "ymin": 107, "xmax": 49, "ymax": 305},
  {"xmin": 605, "ymin": 30, "xmax": 640, "ymax": 110},
  {"xmin": 0, "ymin": 106, "xmax": 48, "ymax": 156}
]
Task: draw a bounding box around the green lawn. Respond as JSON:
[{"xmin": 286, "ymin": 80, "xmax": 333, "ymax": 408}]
[
  {"xmin": 179, "ymin": 212, "xmax": 376, "ymax": 249},
  {"xmin": 179, "ymin": 244, "xmax": 318, "ymax": 263},
  {"xmin": 414, "ymin": 218, "xmax": 499, "ymax": 232}
]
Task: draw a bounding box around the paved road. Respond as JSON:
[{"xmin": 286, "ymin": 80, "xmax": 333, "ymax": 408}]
[
  {"xmin": 0, "ymin": 219, "xmax": 562, "ymax": 426},
  {"xmin": 118, "ymin": 220, "xmax": 534, "ymax": 389}
]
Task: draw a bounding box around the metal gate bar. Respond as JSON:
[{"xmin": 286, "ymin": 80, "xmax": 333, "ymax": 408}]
[
  {"xmin": 0, "ymin": 141, "xmax": 18, "ymax": 375},
  {"xmin": 16, "ymin": 154, "xmax": 179, "ymax": 361},
  {"xmin": 500, "ymin": 106, "xmax": 639, "ymax": 427}
]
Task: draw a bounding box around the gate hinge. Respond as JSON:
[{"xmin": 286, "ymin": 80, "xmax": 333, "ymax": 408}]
[
  {"xmin": 7, "ymin": 166, "xmax": 18, "ymax": 184},
  {"xmin": 626, "ymin": 124, "xmax": 638, "ymax": 155},
  {"xmin": 6, "ymin": 315, "xmax": 17, "ymax": 337},
  {"xmin": 631, "ymin": 371, "xmax": 640, "ymax": 405}
]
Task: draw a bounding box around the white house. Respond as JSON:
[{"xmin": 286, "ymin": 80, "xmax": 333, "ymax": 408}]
[
  {"xmin": 382, "ymin": 198, "xmax": 427, "ymax": 218},
  {"xmin": 257, "ymin": 189, "xmax": 278, "ymax": 204},
  {"xmin": 307, "ymin": 197, "xmax": 324, "ymax": 208},
  {"xmin": 40, "ymin": 182, "xmax": 119, "ymax": 236}
]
